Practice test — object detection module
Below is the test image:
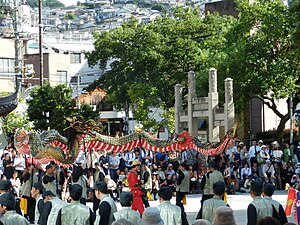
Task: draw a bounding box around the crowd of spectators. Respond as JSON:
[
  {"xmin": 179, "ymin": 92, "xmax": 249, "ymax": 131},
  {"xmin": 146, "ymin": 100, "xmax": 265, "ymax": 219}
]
[
  {"xmin": 0, "ymin": 137, "xmax": 300, "ymax": 225},
  {"xmin": 218, "ymin": 140, "xmax": 300, "ymax": 194},
  {"xmin": 1, "ymin": 138, "xmax": 300, "ymax": 202}
]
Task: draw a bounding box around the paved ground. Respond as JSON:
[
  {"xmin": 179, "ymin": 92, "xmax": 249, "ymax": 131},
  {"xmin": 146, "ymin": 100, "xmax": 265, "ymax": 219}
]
[
  {"xmin": 88, "ymin": 190, "xmax": 296, "ymax": 224},
  {"xmin": 150, "ymin": 191, "xmax": 296, "ymax": 225}
]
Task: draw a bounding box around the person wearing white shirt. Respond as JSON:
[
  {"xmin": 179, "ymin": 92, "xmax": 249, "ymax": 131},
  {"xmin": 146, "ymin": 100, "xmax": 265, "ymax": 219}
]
[
  {"xmin": 75, "ymin": 150, "xmax": 86, "ymax": 165},
  {"xmin": 265, "ymin": 144, "xmax": 271, "ymax": 155},
  {"xmin": 125, "ymin": 150, "xmax": 135, "ymax": 167},
  {"xmin": 223, "ymin": 162, "xmax": 235, "ymax": 179},
  {"xmin": 141, "ymin": 149, "xmax": 153, "ymax": 166},
  {"xmin": 87, "ymin": 149, "xmax": 100, "ymax": 169},
  {"xmin": 240, "ymin": 145, "xmax": 250, "ymax": 166},
  {"xmin": 10, "ymin": 171, "xmax": 21, "ymax": 197},
  {"xmin": 178, "ymin": 151, "xmax": 187, "ymax": 164},
  {"xmin": 257, "ymin": 140, "xmax": 264, "ymax": 149},
  {"xmin": 241, "ymin": 162, "xmax": 251, "ymax": 180},
  {"xmin": 273, "ymin": 149, "xmax": 283, "ymax": 164},
  {"xmin": 258, "ymin": 145, "xmax": 270, "ymax": 164},
  {"xmin": 109, "ymin": 152, "xmax": 120, "ymax": 180},
  {"xmin": 13, "ymin": 152, "xmax": 25, "ymax": 176},
  {"xmin": 263, "ymin": 160, "xmax": 275, "ymax": 185},
  {"xmin": 226, "ymin": 143, "xmax": 238, "ymax": 163},
  {"xmin": 249, "ymin": 140, "xmax": 261, "ymax": 166}
]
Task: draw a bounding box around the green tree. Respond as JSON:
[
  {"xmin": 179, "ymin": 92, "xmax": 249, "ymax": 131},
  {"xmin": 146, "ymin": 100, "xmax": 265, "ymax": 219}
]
[
  {"xmin": 82, "ymin": 2, "xmax": 94, "ymax": 9},
  {"xmin": 290, "ymin": 0, "xmax": 300, "ymax": 49},
  {"xmin": 27, "ymin": 84, "xmax": 74, "ymax": 133},
  {"xmin": 0, "ymin": 94, "xmax": 32, "ymax": 142},
  {"xmin": 151, "ymin": 4, "xmax": 167, "ymax": 14},
  {"xmin": 78, "ymin": 103, "xmax": 99, "ymax": 121},
  {"xmin": 1, "ymin": 111, "xmax": 32, "ymax": 141},
  {"xmin": 219, "ymin": 0, "xmax": 299, "ymax": 138},
  {"xmin": 64, "ymin": 13, "xmax": 76, "ymax": 20},
  {"xmin": 86, "ymin": 8, "xmax": 235, "ymax": 129},
  {"xmin": 27, "ymin": 84, "xmax": 99, "ymax": 133},
  {"xmin": 26, "ymin": 0, "xmax": 65, "ymax": 8}
]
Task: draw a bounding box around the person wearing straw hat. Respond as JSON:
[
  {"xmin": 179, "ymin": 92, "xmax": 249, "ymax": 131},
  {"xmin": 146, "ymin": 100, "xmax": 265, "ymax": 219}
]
[
  {"xmin": 112, "ymin": 218, "xmax": 134, "ymax": 225},
  {"xmin": 142, "ymin": 207, "xmax": 164, "ymax": 225},
  {"xmin": 128, "ymin": 159, "xmax": 144, "ymax": 215},
  {"xmin": 213, "ymin": 206, "xmax": 236, "ymax": 225},
  {"xmin": 0, "ymin": 193, "xmax": 29, "ymax": 225},
  {"xmin": 193, "ymin": 219, "xmax": 211, "ymax": 225}
]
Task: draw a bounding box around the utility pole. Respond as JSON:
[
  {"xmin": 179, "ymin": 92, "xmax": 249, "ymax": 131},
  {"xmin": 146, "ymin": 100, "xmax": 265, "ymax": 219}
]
[
  {"xmin": 13, "ymin": 0, "xmax": 20, "ymax": 90},
  {"xmin": 290, "ymin": 93, "xmax": 294, "ymax": 144},
  {"xmin": 39, "ymin": 0, "xmax": 43, "ymax": 86},
  {"xmin": 77, "ymin": 72, "xmax": 80, "ymax": 110}
]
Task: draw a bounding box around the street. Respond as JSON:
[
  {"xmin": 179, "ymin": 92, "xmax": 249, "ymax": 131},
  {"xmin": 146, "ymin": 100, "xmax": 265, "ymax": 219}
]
[
  {"xmin": 87, "ymin": 190, "xmax": 296, "ymax": 224},
  {"xmin": 150, "ymin": 191, "xmax": 296, "ymax": 225}
]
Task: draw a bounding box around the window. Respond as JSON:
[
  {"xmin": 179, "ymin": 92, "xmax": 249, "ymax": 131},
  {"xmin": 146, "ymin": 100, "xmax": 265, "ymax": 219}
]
[
  {"xmin": 70, "ymin": 53, "xmax": 81, "ymax": 64},
  {"xmin": 0, "ymin": 58, "xmax": 15, "ymax": 73},
  {"xmin": 56, "ymin": 70, "xmax": 67, "ymax": 84}
]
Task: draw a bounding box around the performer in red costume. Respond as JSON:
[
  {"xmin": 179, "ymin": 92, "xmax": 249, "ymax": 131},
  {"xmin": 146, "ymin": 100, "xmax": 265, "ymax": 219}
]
[{"xmin": 128, "ymin": 159, "xmax": 145, "ymax": 215}]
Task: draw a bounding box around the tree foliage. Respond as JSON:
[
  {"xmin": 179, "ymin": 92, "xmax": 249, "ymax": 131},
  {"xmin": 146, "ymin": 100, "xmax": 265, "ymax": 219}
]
[
  {"xmin": 26, "ymin": 0, "xmax": 65, "ymax": 8},
  {"xmin": 87, "ymin": 2, "xmax": 300, "ymax": 136},
  {"xmin": 290, "ymin": 0, "xmax": 300, "ymax": 49},
  {"xmin": 1, "ymin": 111, "xmax": 32, "ymax": 141},
  {"xmin": 86, "ymin": 8, "xmax": 235, "ymax": 129},
  {"xmin": 151, "ymin": 4, "xmax": 167, "ymax": 14},
  {"xmin": 219, "ymin": 0, "xmax": 300, "ymax": 137},
  {"xmin": 27, "ymin": 84, "xmax": 74, "ymax": 133},
  {"xmin": 78, "ymin": 103, "xmax": 100, "ymax": 121},
  {"xmin": 27, "ymin": 84, "xmax": 99, "ymax": 133},
  {"xmin": 64, "ymin": 13, "xmax": 76, "ymax": 20}
]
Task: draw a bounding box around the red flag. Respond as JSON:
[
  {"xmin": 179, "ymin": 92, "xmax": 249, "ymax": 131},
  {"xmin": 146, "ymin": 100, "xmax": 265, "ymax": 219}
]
[{"xmin": 285, "ymin": 188, "xmax": 296, "ymax": 216}]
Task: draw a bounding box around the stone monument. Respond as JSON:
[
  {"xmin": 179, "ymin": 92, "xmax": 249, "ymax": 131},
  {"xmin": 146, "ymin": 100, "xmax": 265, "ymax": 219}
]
[{"xmin": 175, "ymin": 68, "xmax": 234, "ymax": 142}]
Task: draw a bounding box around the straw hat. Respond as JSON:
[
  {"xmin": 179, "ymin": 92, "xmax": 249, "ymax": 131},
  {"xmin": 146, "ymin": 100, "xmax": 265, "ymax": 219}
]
[
  {"xmin": 213, "ymin": 206, "xmax": 236, "ymax": 225},
  {"xmin": 142, "ymin": 207, "xmax": 164, "ymax": 225},
  {"xmin": 132, "ymin": 159, "xmax": 140, "ymax": 166}
]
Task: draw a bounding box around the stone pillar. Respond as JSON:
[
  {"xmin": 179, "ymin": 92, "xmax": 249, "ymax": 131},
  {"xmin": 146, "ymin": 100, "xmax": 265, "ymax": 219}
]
[
  {"xmin": 188, "ymin": 71, "xmax": 196, "ymax": 135},
  {"xmin": 175, "ymin": 84, "xmax": 183, "ymax": 134},
  {"xmin": 208, "ymin": 68, "xmax": 219, "ymax": 142},
  {"xmin": 209, "ymin": 67, "xmax": 217, "ymax": 93},
  {"xmin": 225, "ymin": 77, "xmax": 234, "ymax": 132}
]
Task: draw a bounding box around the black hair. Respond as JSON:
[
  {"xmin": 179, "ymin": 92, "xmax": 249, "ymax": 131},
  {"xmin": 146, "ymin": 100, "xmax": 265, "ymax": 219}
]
[
  {"xmin": 256, "ymin": 216, "xmax": 280, "ymax": 225},
  {"xmin": 158, "ymin": 186, "xmax": 173, "ymax": 200},
  {"xmin": 252, "ymin": 191, "xmax": 263, "ymax": 197},
  {"xmin": 119, "ymin": 192, "xmax": 133, "ymax": 207}
]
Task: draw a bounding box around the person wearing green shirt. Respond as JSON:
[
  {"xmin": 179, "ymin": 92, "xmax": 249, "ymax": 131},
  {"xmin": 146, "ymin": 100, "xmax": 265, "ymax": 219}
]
[{"xmin": 283, "ymin": 143, "xmax": 293, "ymax": 163}]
